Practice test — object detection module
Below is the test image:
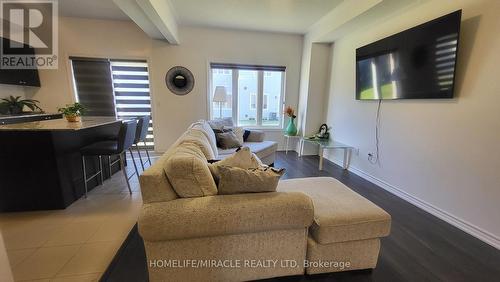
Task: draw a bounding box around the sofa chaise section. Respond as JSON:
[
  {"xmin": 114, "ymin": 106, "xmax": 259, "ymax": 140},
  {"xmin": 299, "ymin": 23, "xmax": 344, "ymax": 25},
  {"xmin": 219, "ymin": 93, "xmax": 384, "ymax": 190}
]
[{"xmin": 278, "ymin": 177, "xmax": 391, "ymax": 274}]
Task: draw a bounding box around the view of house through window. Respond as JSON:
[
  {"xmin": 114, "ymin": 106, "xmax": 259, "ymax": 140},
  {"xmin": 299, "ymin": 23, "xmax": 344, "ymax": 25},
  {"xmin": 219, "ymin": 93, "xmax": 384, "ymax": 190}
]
[
  {"xmin": 210, "ymin": 63, "xmax": 285, "ymax": 128},
  {"xmin": 70, "ymin": 58, "xmax": 155, "ymax": 148},
  {"xmin": 238, "ymin": 70, "xmax": 258, "ymax": 126}
]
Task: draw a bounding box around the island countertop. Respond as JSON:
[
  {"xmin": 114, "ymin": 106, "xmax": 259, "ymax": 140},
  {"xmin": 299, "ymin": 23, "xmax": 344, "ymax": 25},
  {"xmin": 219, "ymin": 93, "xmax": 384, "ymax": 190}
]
[
  {"xmin": 0, "ymin": 116, "xmax": 121, "ymax": 131},
  {"xmin": 0, "ymin": 113, "xmax": 63, "ymax": 125},
  {"xmin": 0, "ymin": 112, "xmax": 59, "ymax": 120}
]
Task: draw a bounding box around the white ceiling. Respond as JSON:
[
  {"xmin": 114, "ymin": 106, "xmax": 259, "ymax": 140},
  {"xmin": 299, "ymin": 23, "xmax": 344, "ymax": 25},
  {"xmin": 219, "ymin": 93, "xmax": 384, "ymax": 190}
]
[
  {"xmin": 59, "ymin": 0, "xmax": 130, "ymax": 21},
  {"xmin": 169, "ymin": 0, "xmax": 343, "ymax": 34},
  {"xmin": 58, "ymin": 0, "xmax": 343, "ymax": 34}
]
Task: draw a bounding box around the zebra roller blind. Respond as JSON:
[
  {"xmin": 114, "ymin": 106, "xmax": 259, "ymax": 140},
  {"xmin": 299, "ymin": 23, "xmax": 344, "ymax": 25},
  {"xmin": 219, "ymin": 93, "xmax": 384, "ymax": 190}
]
[
  {"xmin": 71, "ymin": 58, "xmax": 116, "ymax": 116},
  {"xmin": 110, "ymin": 60, "xmax": 154, "ymax": 148},
  {"xmin": 70, "ymin": 58, "xmax": 155, "ymax": 148}
]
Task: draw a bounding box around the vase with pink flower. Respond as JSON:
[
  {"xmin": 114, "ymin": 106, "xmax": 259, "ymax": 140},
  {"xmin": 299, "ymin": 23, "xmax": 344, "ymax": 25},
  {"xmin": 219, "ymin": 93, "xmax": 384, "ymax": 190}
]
[{"xmin": 283, "ymin": 106, "xmax": 297, "ymax": 136}]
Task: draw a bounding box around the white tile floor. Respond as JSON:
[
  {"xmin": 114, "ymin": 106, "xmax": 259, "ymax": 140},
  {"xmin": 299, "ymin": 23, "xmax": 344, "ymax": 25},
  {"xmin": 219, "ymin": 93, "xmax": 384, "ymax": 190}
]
[{"xmin": 0, "ymin": 155, "xmax": 155, "ymax": 282}]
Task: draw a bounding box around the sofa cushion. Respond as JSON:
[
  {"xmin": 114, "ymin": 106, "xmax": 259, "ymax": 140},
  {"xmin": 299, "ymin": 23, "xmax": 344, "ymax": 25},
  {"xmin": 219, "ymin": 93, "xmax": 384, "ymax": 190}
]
[
  {"xmin": 278, "ymin": 177, "xmax": 391, "ymax": 244},
  {"xmin": 231, "ymin": 126, "xmax": 245, "ymax": 144},
  {"xmin": 190, "ymin": 121, "xmax": 218, "ymax": 158},
  {"xmin": 139, "ymin": 132, "xmax": 190, "ymax": 204},
  {"xmin": 208, "ymin": 147, "xmax": 262, "ymax": 183},
  {"xmin": 216, "ymin": 126, "xmax": 245, "ymax": 144},
  {"xmin": 139, "ymin": 152, "xmax": 178, "ymax": 204},
  {"xmin": 243, "ymin": 129, "xmax": 251, "ymax": 141},
  {"xmin": 164, "ymin": 142, "xmax": 218, "ymax": 198},
  {"xmin": 180, "ymin": 128, "xmax": 215, "ymax": 160},
  {"xmin": 218, "ymin": 166, "xmax": 285, "ymax": 195},
  {"xmin": 214, "ymin": 130, "xmax": 242, "ymax": 149},
  {"xmin": 218, "ymin": 141, "xmax": 277, "ymax": 161}
]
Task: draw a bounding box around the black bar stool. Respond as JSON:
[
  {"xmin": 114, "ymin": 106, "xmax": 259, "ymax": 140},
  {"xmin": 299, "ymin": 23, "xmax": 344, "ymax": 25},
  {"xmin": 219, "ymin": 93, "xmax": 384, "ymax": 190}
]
[
  {"xmin": 80, "ymin": 120, "xmax": 137, "ymax": 197},
  {"xmin": 133, "ymin": 116, "xmax": 152, "ymax": 171}
]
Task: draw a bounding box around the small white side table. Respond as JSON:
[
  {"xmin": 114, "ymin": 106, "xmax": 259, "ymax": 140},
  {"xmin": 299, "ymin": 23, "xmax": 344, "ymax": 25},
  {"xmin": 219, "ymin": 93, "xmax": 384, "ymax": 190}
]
[
  {"xmin": 283, "ymin": 134, "xmax": 301, "ymax": 154},
  {"xmin": 299, "ymin": 138, "xmax": 354, "ymax": 170}
]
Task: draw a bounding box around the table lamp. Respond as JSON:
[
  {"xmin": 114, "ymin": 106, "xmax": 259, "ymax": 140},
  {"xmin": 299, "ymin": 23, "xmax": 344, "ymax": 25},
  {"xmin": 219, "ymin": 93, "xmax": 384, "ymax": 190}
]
[{"xmin": 213, "ymin": 86, "xmax": 227, "ymax": 118}]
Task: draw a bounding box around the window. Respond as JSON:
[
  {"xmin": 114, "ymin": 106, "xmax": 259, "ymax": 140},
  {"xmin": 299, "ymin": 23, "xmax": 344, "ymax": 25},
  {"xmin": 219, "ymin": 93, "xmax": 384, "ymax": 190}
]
[
  {"xmin": 211, "ymin": 68, "xmax": 233, "ymax": 119},
  {"xmin": 250, "ymin": 93, "xmax": 256, "ymax": 109},
  {"xmin": 70, "ymin": 58, "xmax": 155, "ymax": 148},
  {"xmin": 209, "ymin": 63, "xmax": 285, "ymax": 128},
  {"xmin": 111, "ymin": 60, "xmax": 154, "ymax": 148},
  {"xmin": 238, "ymin": 70, "xmax": 258, "ymax": 126}
]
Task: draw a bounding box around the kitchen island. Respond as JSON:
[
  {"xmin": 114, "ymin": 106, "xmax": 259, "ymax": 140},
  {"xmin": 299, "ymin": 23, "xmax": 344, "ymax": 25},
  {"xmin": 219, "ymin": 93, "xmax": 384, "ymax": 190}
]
[{"xmin": 0, "ymin": 117, "xmax": 123, "ymax": 211}]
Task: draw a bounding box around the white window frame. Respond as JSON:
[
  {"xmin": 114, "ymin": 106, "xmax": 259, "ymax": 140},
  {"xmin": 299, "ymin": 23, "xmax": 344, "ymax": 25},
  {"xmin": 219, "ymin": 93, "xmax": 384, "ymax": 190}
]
[{"xmin": 208, "ymin": 66, "xmax": 285, "ymax": 129}]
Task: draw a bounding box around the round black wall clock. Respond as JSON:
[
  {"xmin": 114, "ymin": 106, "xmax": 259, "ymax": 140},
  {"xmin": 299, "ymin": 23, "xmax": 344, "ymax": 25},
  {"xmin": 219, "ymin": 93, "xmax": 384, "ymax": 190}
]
[{"xmin": 165, "ymin": 66, "xmax": 195, "ymax": 95}]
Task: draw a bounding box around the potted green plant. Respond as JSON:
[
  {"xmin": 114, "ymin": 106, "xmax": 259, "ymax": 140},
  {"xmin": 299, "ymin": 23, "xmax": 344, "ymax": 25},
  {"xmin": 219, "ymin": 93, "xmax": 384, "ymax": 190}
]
[
  {"xmin": 58, "ymin": 102, "xmax": 86, "ymax": 122},
  {"xmin": 0, "ymin": 95, "xmax": 43, "ymax": 115}
]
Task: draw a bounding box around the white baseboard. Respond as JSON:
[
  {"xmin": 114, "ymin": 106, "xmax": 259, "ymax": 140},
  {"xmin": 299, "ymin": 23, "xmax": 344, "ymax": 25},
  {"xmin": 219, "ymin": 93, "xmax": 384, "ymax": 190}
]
[{"xmin": 328, "ymin": 157, "xmax": 500, "ymax": 250}]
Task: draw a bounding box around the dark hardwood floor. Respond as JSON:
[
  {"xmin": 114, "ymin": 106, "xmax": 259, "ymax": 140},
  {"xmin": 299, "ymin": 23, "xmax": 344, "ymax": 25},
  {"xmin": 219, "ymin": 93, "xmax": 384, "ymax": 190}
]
[{"xmin": 102, "ymin": 151, "xmax": 500, "ymax": 282}]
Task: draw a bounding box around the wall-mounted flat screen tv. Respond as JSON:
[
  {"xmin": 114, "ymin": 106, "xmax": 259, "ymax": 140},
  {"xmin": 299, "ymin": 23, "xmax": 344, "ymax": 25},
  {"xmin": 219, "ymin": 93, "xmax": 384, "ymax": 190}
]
[{"xmin": 356, "ymin": 10, "xmax": 461, "ymax": 100}]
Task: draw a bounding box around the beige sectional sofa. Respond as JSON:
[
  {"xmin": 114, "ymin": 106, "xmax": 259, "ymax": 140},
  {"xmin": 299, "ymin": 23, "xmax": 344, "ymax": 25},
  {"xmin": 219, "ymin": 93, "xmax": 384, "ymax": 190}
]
[
  {"xmin": 190, "ymin": 118, "xmax": 278, "ymax": 165},
  {"xmin": 138, "ymin": 121, "xmax": 391, "ymax": 281}
]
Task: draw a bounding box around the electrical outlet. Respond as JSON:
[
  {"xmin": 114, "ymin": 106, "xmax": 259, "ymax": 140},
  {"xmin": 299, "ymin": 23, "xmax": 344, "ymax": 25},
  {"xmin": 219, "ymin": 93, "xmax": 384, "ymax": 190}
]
[{"xmin": 367, "ymin": 152, "xmax": 377, "ymax": 164}]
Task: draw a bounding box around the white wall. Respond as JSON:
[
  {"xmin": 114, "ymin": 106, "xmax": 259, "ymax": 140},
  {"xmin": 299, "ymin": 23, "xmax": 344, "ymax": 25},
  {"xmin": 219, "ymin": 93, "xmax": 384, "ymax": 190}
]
[
  {"xmin": 305, "ymin": 43, "xmax": 331, "ymax": 135},
  {"xmin": 0, "ymin": 85, "xmax": 26, "ymax": 100},
  {"xmin": 149, "ymin": 26, "xmax": 303, "ymax": 151},
  {"xmin": 32, "ymin": 17, "xmax": 152, "ymax": 112},
  {"xmin": 324, "ymin": 0, "xmax": 500, "ymax": 248},
  {"xmin": 297, "ymin": 35, "xmax": 312, "ymax": 136},
  {"xmin": 27, "ymin": 18, "xmax": 303, "ymax": 152},
  {"xmin": 295, "ymin": 41, "xmax": 333, "ymax": 155}
]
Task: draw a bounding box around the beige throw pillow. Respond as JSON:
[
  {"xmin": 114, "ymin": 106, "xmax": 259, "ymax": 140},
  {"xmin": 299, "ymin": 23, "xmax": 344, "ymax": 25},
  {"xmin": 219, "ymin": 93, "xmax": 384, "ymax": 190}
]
[
  {"xmin": 217, "ymin": 166, "xmax": 285, "ymax": 195},
  {"xmin": 215, "ymin": 130, "xmax": 242, "ymax": 149},
  {"xmin": 225, "ymin": 126, "xmax": 244, "ymax": 144},
  {"xmin": 164, "ymin": 143, "xmax": 218, "ymax": 198},
  {"xmin": 208, "ymin": 147, "xmax": 262, "ymax": 183}
]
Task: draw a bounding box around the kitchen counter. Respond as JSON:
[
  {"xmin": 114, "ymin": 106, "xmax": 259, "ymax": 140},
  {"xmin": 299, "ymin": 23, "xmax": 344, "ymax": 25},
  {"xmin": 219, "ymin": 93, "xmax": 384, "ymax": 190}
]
[
  {"xmin": 0, "ymin": 117, "xmax": 123, "ymax": 212},
  {"xmin": 0, "ymin": 116, "xmax": 120, "ymax": 131},
  {"xmin": 0, "ymin": 112, "xmax": 63, "ymax": 125}
]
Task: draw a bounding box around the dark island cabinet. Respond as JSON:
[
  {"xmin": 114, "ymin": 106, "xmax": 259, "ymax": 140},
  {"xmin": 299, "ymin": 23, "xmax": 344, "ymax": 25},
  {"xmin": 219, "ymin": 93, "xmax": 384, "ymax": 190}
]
[{"xmin": 0, "ymin": 117, "xmax": 122, "ymax": 211}]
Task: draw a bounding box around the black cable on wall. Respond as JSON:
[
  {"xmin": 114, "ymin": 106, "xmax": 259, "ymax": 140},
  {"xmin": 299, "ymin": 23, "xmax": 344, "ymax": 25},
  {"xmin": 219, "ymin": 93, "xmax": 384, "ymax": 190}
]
[{"xmin": 368, "ymin": 99, "xmax": 382, "ymax": 165}]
